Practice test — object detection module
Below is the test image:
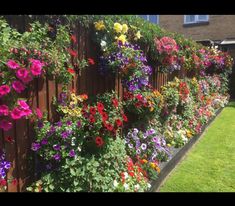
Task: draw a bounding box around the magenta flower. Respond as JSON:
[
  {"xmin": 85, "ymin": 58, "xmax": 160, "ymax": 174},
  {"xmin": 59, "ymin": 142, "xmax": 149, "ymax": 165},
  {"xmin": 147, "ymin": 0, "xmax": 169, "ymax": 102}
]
[
  {"xmin": 0, "ymin": 119, "xmax": 12, "ymax": 131},
  {"xmin": 36, "ymin": 108, "xmax": 43, "ymax": 119},
  {"xmin": 0, "ymin": 105, "xmax": 9, "ymax": 116},
  {"xmin": 22, "ymin": 108, "xmax": 32, "ymax": 117},
  {"xmin": 21, "ymin": 74, "xmax": 33, "ymax": 84},
  {"xmin": 16, "ymin": 68, "xmax": 29, "ymax": 80},
  {"xmin": 7, "ymin": 60, "xmax": 19, "ymax": 70},
  {"xmin": 11, "ymin": 107, "xmax": 23, "ymax": 120},
  {"xmin": 12, "ymin": 80, "xmax": 25, "ymax": 93},
  {"xmin": 0, "ymin": 85, "xmax": 11, "ymax": 98},
  {"xmin": 18, "ymin": 100, "xmax": 29, "ymax": 110},
  {"xmin": 30, "ymin": 59, "xmax": 43, "ymax": 76}
]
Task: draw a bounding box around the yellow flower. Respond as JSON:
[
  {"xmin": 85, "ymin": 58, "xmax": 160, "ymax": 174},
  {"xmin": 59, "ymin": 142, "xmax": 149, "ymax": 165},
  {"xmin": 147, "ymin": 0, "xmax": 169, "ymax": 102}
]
[
  {"xmin": 155, "ymin": 166, "xmax": 161, "ymax": 173},
  {"xmin": 142, "ymin": 159, "xmax": 148, "ymax": 164},
  {"xmin": 122, "ymin": 24, "xmax": 128, "ymax": 33},
  {"xmin": 116, "ymin": 34, "xmax": 127, "ymax": 44},
  {"xmin": 94, "ymin": 21, "xmax": 105, "ymax": 31},
  {"xmin": 114, "ymin": 22, "xmax": 122, "ymax": 33},
  {"xmin": 186, "ymin": 130, "xmax": 193, "ymax": 138},
  {"xmin": 135, "ymin": 31, "xmax": 141, "ymax": 39},
  {"xmin": 150, "ymin": 162, "xmax": 156, "ymax": 169},
  {"xmin": 149, "ymin": 107, "xmax": 154, "ymax": 112}
]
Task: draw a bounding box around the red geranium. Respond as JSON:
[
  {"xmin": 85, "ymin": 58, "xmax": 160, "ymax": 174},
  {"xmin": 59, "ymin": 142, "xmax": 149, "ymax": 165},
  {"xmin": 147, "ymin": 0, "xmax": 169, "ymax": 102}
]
[
  {"xmin": 70, "ymin": 35, "xmax": 77, "ymax": 43},
  {"xmin": 101, "ymin": 112, "xmax": 108, "ymax": 122},
  {"xmin": 97, "ymin": 102, "xmax": 104, "ymax": 113},
  {"xmin": 95, "ymin": 136, "xmax": 104, "ymax": 147},
  {"xmin": 122, "ymin": 114, "xmax": 128, "ymax": 122},
  {"xmin": 88, "ymin": 58, "xmax": 95, "ymax": 65},
  {"xmin": 67, "ymin": 68, "xmax": 75, "ymax": 74},
  {"xmin": 112, "ymin": 98, "xmax": 119, "ymax": 108},
  {"xmin": 0, "ymin": 179, "xmax": 7, "ymax": 186},
  {"xmin": 68, "ymin": 48, "xmax": 77, "ymax": 57},
  {"xmin": 89, "ymin": 106, "xmax": 96, "ymax": 115},
  {"xmin": 89, "ymin": 115, "xmax": 96, "ymax": 123},
  {"xmin": 115, "ymin": 119, "xmax": 122, "ymax": 127},
  {"xmin": 105, "ymin": 123, "xmax": 113, "ymax": 131}
]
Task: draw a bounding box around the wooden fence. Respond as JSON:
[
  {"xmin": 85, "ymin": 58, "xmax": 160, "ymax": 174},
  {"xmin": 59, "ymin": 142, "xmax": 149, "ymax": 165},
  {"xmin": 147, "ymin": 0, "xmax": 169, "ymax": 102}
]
[{"xmin": 0, "ymin": 16, "xmax": 184, "ymax": 192}]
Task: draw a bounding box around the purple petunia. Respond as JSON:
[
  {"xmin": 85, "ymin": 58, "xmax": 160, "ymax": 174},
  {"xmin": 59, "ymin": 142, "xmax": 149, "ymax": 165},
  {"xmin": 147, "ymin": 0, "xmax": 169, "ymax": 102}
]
[
  {"xmin": 37, "ymin": 121, "xmax": 44, "ymax": 129},
  {"xmin": 66, "ymin": 121, "xmax": 72, "ymax": 126},
  {"xmin": 53, "ymin": 154, "xmax": 61, "ymax": 161},
  {"xmin": 31, "ymin": 142, "xmax": 41, "ymax": 151},
  {"xmin": 77, "ymin": 121, "xmax": 81, "ymax": 127},
  {"xmin": 41, "ymin": 138, "xmax": 48, "ymax": 145},
  {"xmin": 69, "ymin": 149, "xmax": 75, "ymax": 157},
  {"xmin": 56, "ymin": 121, "xmax": 63, "ymax": 127},
  {"xmin": 53, "ymin": 144, "xmax": 61, "ymax": 151}
]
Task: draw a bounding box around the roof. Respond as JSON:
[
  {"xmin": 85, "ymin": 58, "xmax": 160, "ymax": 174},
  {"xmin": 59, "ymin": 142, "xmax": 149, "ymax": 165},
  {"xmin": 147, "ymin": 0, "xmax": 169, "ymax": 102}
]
[{"xmin": 220, "ymin": 39, "xmax": 235, "ymax": 45}]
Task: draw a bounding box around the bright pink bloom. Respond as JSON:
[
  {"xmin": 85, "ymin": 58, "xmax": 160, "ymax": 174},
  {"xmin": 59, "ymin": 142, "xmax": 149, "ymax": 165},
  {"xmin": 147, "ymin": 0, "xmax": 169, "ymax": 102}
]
[
  {"xmin": 7, "ymin": 60, "xmax": 19, "ymax": 69},
  {"xmin": 0, "ymin": 105, "xmax": 9, "ymax": 116},
  {"xmin": 18, "ymin": 100, "xmax": 29, "ymax": 110},
  {"xmin": 22, "ymin": 108, "xmax": 32, "ymax": 117},
  {"xmin": 154, "ymin": 36, "xmax": 178, "ymax": 55},
  {"xmin": 0, "ymin": 85, "xmax": 11, "ymax": 98},
  {"xmin": 0, "ymin": 119, "xmax": 12, "ymax": 131},
  {"xmin": 36, "ymin": 108, "xmax": 43, "ymax": 119},
  {"xmin": 16, "ymin": 68, "xmax": 29, "ymax": 80},
  {"xmin": 21, "ymin": 74, "xmax": 33, "ymax": 84},
  {"xmin": 12, "ymin": 80, "xmax": 25, "ymax": 93},
  {"xmin": 11, "ymin": 107, "xmax": 23, "ymax": 120},
  {"xmin": 30, "ymin": 59, "xmax": 43, "ymax": 76}
]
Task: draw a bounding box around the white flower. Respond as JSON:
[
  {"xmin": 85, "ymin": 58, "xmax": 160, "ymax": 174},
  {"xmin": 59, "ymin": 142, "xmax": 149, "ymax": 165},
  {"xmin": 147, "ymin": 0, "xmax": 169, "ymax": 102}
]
[
  {"xmin": 134, "ymin": 184, "xmax": 140, "ymax": 191},
  {"xmin": 147, "ymin": 183, "xmax": 151, "ymax": 188},
  {"xmin": 124, "ymin": 172, "xmax": 129, "ymax": 179},
  {"xmin": 113, "ymin": 180, "xmax": 118, "ymax": 187},
  {"xmin": 100, "ymin": 40, "xmax": 107, "ymax": 48},
  {"xmin": 123, "ymin": 183, "xmax": 129, "ymax": 190}
]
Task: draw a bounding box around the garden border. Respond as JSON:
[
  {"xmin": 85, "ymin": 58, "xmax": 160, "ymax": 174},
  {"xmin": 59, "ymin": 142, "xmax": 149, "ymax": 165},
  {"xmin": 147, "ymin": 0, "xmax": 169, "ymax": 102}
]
[{"xmin": 149, "ymin": 106, "xmax": 224, "ymax": 192}]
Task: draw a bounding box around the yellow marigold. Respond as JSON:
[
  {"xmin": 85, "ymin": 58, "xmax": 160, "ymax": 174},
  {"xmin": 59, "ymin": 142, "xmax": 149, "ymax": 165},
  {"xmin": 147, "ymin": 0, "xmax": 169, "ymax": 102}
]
[
  {"xmin": 114, "ymin": 22, "xmax": 122, "ymax": 33},
  {"xmin": 116, "ymin": 34, "xmax": 127, "ymax": 44},
  {"xmin": 155, "ymin": 166, "xmax": 161, "ymax": 173},
  {"xmin": 150, "ymin": 162, "xmax": 156, "ymax": 169},
  {"xmin": 94, "ymin": 21, "xmax": 105, "ymax": 31},
  {"xmin": 186, "ymin": 130, "xmax": 193, "ymax": 138},
  {"xmin": 122, "ymin": 24, "xmax": 128, "ymax": 33}
]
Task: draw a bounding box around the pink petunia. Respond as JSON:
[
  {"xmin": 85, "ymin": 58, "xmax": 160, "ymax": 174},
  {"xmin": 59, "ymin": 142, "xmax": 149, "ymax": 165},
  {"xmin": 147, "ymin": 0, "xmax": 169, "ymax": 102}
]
[
  {"xmin": 0, "ymin": 119, "xmax": 12, "ymax": 131},
  {"xmin": 11, "ymin": 107, "xmax": 23, "ymax": 120},
  {"xmin": 22, "ymin": 108, "xmax": 32, "ymax": 117},
  {"xmin": 7, "ymin": 60, "xmax": 19, "ymax": 70},
  {"xmin": 0, "ymin": 105, "xmax": 9, "ymax": 116},
  {"xmin": 30, "ymin": 59, "xmax": 43, "ymax": 76},
  {"xmin": 36, "ymin": 108, "xmax": 43, "ymax": 119},
  {"xmin": 0, "ymin": 85, "xmax": 11, "ymax": 98},
  {"xmin": 12, "ymin": 80, "xmax": 25, "ymax": 93},
  {"xmin": 21, "ymin": 74, "xmax": 33, "ymax": 84},
  {"xmin": 16, "ymin": 68, "xmax": 29, "ymax": 80},
  {"xmin": 18, "ymin": 100, "xmax": 29, "ymax": 110}
]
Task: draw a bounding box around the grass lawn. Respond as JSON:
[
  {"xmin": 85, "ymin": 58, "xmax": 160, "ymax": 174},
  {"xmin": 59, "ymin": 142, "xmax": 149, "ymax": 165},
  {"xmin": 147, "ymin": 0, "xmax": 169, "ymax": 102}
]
[{"xmin": 159, "ymin": 101, "xmax": 235, "ymax": 192}]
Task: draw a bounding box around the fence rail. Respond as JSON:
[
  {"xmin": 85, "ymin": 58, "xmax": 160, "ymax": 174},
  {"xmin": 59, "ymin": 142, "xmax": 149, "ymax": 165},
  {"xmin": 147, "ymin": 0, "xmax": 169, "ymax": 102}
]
[{"xmin": 0, "ymin": 16, "xmax": 185, "ymax": 192}]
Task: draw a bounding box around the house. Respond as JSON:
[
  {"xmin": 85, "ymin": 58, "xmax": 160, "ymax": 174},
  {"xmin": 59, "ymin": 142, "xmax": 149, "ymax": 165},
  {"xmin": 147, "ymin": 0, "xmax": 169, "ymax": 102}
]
[{"xmin": 140, "ymin": 15, "xmax": 235, "ymax": 98}]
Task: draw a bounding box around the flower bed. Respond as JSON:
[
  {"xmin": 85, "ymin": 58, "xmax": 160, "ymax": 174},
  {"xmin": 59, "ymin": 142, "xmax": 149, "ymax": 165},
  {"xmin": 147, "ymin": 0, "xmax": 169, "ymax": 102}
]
[{"xmin": 0, "ymin": 15, "xmax": 233, "ymax": 192}]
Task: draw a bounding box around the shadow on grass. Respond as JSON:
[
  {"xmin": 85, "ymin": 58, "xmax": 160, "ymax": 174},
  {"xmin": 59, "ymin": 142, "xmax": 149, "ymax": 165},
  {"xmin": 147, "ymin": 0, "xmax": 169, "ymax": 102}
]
[{"xmin": 226, "ymin": 101, "xmax": 235, "ymax": 108}]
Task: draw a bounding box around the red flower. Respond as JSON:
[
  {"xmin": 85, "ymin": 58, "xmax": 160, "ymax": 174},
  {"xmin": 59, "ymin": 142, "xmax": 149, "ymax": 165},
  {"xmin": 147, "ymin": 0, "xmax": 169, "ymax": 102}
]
[
  {"xmin": 68, "ymin": 48, "xmax": 77, "ymax": 57},
  {"xmin": 89, "ymin": 115, "xmax": 96, "ymax": 123},
  {"xmin": 122, "ymin": 114, "xmax": 128, "ymax": 122},
  {"xmin": 88, "ymin": 58, "xmax": 95, "ymax": 65},
  {"xmin": 11, "ymin": 178, "xmax": 18, "ymax": 186},
  {"xmin": 70, "ymin": 35, "xmax": 77, "ymax": 43},
  {"xmin": 5, "ymin": 136, "xmax": 14, "ymax": 143},
  {"xmin": 129, "ymin": 171, "xmax": 134, "ymax": 177},
  {"xmin": 135, "ymin": 94, "xmax": 143, "ymax": 101},
  {"xmin": 97, "ymin": 102, "xmax": 104, "ymax": 113},
  {"xmin": 89, "ymin": 107, "xmax": 96, "ymax": 115},
  {"xmin": 95, "ymin": 136, "xmax": 104, "ymax": 147},
  {"xmin": 134, "ymin": 102, "xmax": 142, "ymax": 108},
  {"xmin": 67, "ymin": 68, "xmax": 75, "ymax": 74},
  {"xmin": 105, "ymin": 123, "xmax": 113, "ymax": 131},
  {"xmin": 115, "ymin": 119, "xmax": 122, "ymax": 127},
  {"xmin": 112, "ymin": 98, "xmax": 119, "ymax": 108},
  {"xmin": 101, "ymin": 112, "xmax": 108, "ymax": 122},
  {"xmin": 0, "ymin": 179, "xmax": 7, "ymax": 186}
]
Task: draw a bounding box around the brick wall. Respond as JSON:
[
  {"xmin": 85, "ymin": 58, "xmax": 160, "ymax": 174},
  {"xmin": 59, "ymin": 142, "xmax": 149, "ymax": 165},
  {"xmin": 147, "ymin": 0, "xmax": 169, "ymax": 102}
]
[{"xmin": 159, "ymin": 15, "xmax": 235, "ymax": 41}]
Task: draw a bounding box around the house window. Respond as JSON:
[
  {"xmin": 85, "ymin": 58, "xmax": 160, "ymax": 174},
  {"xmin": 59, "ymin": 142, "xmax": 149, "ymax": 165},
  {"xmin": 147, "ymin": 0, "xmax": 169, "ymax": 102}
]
[
  {"xmin": 184, "ymin": 15, "xmax": 209, "ymax": 24},
  {"xmin": 139, "ymin": 15, "xmax": 159, "ymax": 24}
]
